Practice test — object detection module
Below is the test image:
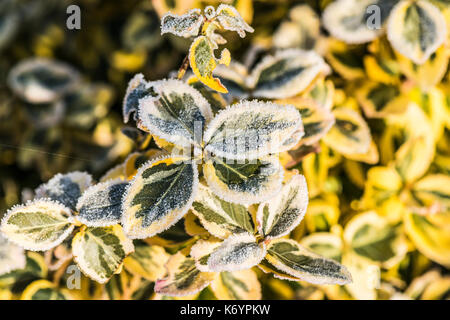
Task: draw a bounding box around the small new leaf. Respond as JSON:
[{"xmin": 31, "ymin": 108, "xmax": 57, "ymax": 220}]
[{"xmin": 161, "ymin": 9, "xmax": 204, "ymax": 38}]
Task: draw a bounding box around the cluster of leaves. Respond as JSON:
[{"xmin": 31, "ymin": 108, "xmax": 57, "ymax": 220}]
[{"xmin": 0, "ymin": 0, "xmax": 449, "ymax": 300}]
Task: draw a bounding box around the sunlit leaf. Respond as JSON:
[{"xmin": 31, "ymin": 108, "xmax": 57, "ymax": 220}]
[
  {"xmin": 215, "ymin": 4, "xmax": 254, "ymax": 38},
  {"xmin": 0, "ymin": 234, "xmax": 26, "ymax": 275},
  {"xmin": 160, "ymin": 8, "xmax": 204, "ymax": 38},
  {"xmin": 211, "ymin": 269, "xmax": 261, "ymax": 300},
  {"xmin": 124, "ymin": 242, "xmax": 170, "ymax": 282}
]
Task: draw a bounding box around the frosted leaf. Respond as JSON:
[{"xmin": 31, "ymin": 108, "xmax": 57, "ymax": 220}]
[
  {"xmin": 72, "ymin": 225, "xmax": 134, "ymax": 284},
  {"xmin": 203, "ymin": 155, "xmax": 283, "ymax": 206},
  {"xmin": 7, "ymin": 58, "xmax": 80, "ymax": 104},
  {"xmin": 207, "ymin": 233, "xmax": 266, "ymax": 272},
  {"xmin": 0, "ymin": 233, "xmax": 26, "ymax": 275},
  {"xmin": 1, "ymin": 199, "xmax": 74, "ymax": 251},
  {"xmin": 155, "ymin": 253, "xmax": 215, "ymax": 297},
  {"xmin": 211, "ymin": 269, "xmax": 262, "ymax": 300},
  {"xmin": 256, "ymin": 174, "xmax": 309, "ymax": 240},
  {"xmin": 34, "ymin": 171, "xmax": 93, "ymax": 211},
  {"xmin": 76, "ymin": 179, "xmax": 129, "ymax": 227},
  {"xmin": 216, "ymin": 4, "xmax": 254, "ymax": 38},
  {"xmin": 322, "ymin": 0, "xmax": 384, "ymax": 44},
  {"xmin": 213, "ymin": 61, "xmax": 249, "ymax": 99},
  {"xmin": 190, "ymin": 239, "xmax": 222, "ymax": 272},
  {"xmin": 204, "ymin": 6, "xmax": 216, "ymax": 19},
  {"xmin": 121, "ymin": 156, "xmax": 198, "ymax": 239},
  {"xmin": 192, "ymin": 183, "xmax": 253, "ymax": 239},
  {"xmin": 138, "ymin": 79, "xmax": 213, "ymax": 147},
  {"xmin": 122, "ymin": 73, "xmax": 157, "ymax": 123},
  {"xmin": 248, "ymin": 49, "xmax": 330, "ymax": 99},
  {"xmin": 204, "ymin": 100, "xmax": 302, "ymax": 160},
  {"xmin": 161, "ymin": 9, "xmax": 204, "ymax": 38},
  {"xmin": 278, "ymin": 125, "xmax": 305, "ymax": 152},
  {"xmin": 265, "ymin": 238, "xmax": 352, "ymax": 285}
]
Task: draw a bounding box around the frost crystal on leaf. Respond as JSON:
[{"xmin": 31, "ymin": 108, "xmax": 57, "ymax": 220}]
[
  {"xmin": 123, "ymin": 73, "xmax": 156, "ymax": 123},
  {"xmin": 0, "ymin": 233, "xmax": 26, "ymax": 275},
  {"xmin": 216, "ymin": 4, "xmax": 254, "ymax": 38},
  {"xmin": 161, "ymin": 9, "xmax": 204, "ymax": 38}
]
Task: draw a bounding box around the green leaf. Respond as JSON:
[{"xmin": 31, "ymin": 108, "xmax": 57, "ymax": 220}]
[
  {"xmin": 122, "ymin": 156, "xmax": 198, "ymax": 239},
  {"xmin": 249, "ymin": 49, "xmax": 329, "ymax": 99},
  {"xmin": 256, "ymin": 174, "xmax": 309, "ymax": 240},
  {"xmin": 155, "ymin": 252, "xmax": 215, "ymax": 296},
  {"xmin": 204, "ymin": 100, "xmax": 302, "ymax": 160},
  {"xmin": 122, "ymin": 73, "xmax": 156, "ymax": 123},
  {"xmin": 0, "ymin": 234, "xmax": 26, "ymax": 276},
  {"xmin": 387, "ymin": 0, "xmax": 447, "ymax": 64},
  {"xmin": 35, "ymin": 171, "xmax": 92, "ymax": 211},
  {"xmin": 76, "ymin": 179, "xmax": 129, "ymax": 227},
  {"xmin": 7, "ymin": 57, "xmax": 80, "ymax": 103},
  {"xmin": 1, "ymin": 199, "xmax": 74, "ymax": 251},
  {"xmin": 203, "ymin": 156, "xmax": 283, "ymax": 205},
  {"xmin": 207, "ymin": 233, "xmax": 267, "ymax": 272},
  {"xmin": 192, "ymin": 183, "xmax": 254, "ymax": 239},
  {"xmin": 265, "ymin": 239, "xmax": 352, "ymax": 285},
  {"xmin": 160, "ymin": 8, "xmax": 204, "ymax": 38},
  {"xmin": 138, "ymin": 79, "xmax": 213, "ymax": 147},
  {"xmin": 72, "ymin": 225, "xmax": 134, "ymax": 284}
]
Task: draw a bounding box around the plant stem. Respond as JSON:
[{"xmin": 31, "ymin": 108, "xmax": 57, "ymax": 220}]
[{"xmin": 177, "ymin": 55, "xmax": 190, "ymax": 80}]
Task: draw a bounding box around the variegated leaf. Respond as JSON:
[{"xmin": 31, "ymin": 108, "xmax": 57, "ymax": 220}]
[
  {"xmin": 188, "ymin": 77, "xmax": 228, "ymax": 114},
  {"xmin": 122, "ymin": 73, "xmax": 156, "ymax": 123},
  {"xmin": 190, "ymin": 239, "xmax": 223, "ymax": 272},
  {"xmin": 138, "ymin": 79, "xmax": 213, "ymax": 147},
  {"xmin": 249, "ymin": 49, "xmax": 329, "ymax": 99},
  {"xmin": 412, "ymin": 174, "xmax": 450, "ymax": 211},
  {"xmin": 72, "ymin": 225, "xmax": 134, "ymax": 284},
  {"xmin": 76, "ymin": 179, "xmax": 129, "ymax": 227},
  {"xmin": 0, "ymin": 233, "xmax": 26, "ymax": 275},
  {"xmin": 189, "ymin": 36, "xmax": 230, "ymax": 93},
  {"xmin": 204, "ymin": 100, "xmax": 302, "ymax": 160},
  {"xmin": 344, "ymin": 211, "xmax": 407, "ymax": 266},
  {"xmin": 300, "ymin": 233, "xmax": 344, "ymax": 262},
  {"xmin": 124, "ymin": 242, "xmax": 170, "ymax": 282},
  {"xmin": 322, "ymin": 0, "xmax": 389, "ymax": 44},
  {"xmin": 265, "ymin": 238, "xmax": 352, "ymax": 285},
  {"xmin": 256, "ymin": 174, "xmax": 308, "ymax": 240},
  {"xmin": 21, "ymin": 280, "xmax": 71, "ymax": 300},
  {"xmin": 1, "ymin": 199, "xmax": 74, "ymax": 251},
  {"xmin": 203, "ymin": 156, "xmax": 283, "ymax": 205},
  {"xmin": 155, "ymin": 253, "xmax": 215, "ymax": 296},
  {"xmin": 160, "ymin": 8, "xmax": 204, "ymax": 38},
  {"xmin": 211, "ymin": 269, "xmax": 261, "ymax": 300},
  {"xmin": 387, "ymin": 0, "xmax": 447, "ymax": 64},
  {"xmin": 122, "ymin": 157, "xmax": 198, "ymax": 239},
  {"xmin": 213, "ymin": 61, "xmax": 249, "ymax": 99},
  {"xmin": 34, "ymin": 171, "xmax": 92, "ymax": 211},
  {"xmin": 207, "ymin": 233, "xmax": 266, "ymax": 272},
  {"xmin": 7, "ymin": 58, "xmax": 80, "ymax": 103},
  {"xmin": 215, "ymin": 4, "xmax": 254, "ymax": 37},
  {"xmin": 192, "ymin": 183, "xmax": 254, "ymax": 238},
  {"xmin": 323, "ymin": 107, "xmax": 371, "ymax": 155},
  {"xmin": 325, "ymin": 39, "xmax": 366, "ymax": 80}
]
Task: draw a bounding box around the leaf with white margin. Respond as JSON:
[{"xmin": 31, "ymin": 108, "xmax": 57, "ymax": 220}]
[
  {"xmin": 278, "ymin": 126, "xmax": 305, "ymax": 152},
  {"xmin": 7, "ymin": 58, "xmax": 80, "ymax": 104},
  {"xmin": 300, "ymin": 233, "xmax": 344, "ymax": 263},
  {"xmin": 412, "ymin": 174, "xmax": 450, "ymax": 211},
  {"xmin": 21, "ymin": 279, "xmax": 72, "ymax": 300},
  {"xmin": 344, "ymin": 211, "xmax": 408, "ymax": 267},
  {"xmin": 72, "ymin": 225, "xmax": 134, "ymax": 284},
  {"xmin": 122, "ymin": 156, "xmax": 198, "ymax": 239},
  {"xmin": 34, "ymin": 171, "xmax": 92, "ymax": 211},
  {"xmin": 322, "ymin": 0, "xmax": 388, "ymax": 44},
  {"xmin": 75, "ymin": 179, "xmax": 129, "ymax": 227},
  {"xmin": 323, "ymin": 107, "xmax": 371, "ymax": 155},
  {"xmin": 160, "ymin": 9, "xmax": 204, "ymax": 38},
  {"xmin": 387, "ymin": 0, "xmax": 447, "ymax": 64},
  {"xmin": 248, "ymin": 49, "xmax": 330, "ymax": 99},
  {"xmin": 0, "ymin": 199, "xmax": 74, "ymax": 251},
  {"xmin": 265, "ymin": 238, "xmax": 352, "ymax": 285},
  {"xmin": 213, "ymin": 61, "xmax": 250, "ymax": 99},
  {"xmin": 215, "ymin": 4, "xmax": 254, "ymax": 38},
  {"xmin": 189, "ymin": 36, "xmax": 230, "ymax": 93},
  {"xmin": 207, "ymin": 233, "xmax": 266, "ymax": 272},
  {"xmin": 155, "ymin": 252, "xmax": 215, "ymax": 296},
  {"xmin": 211, "ymin": 269, "xmax": 261, "ymax": 300},
  {"xmin": 256, "ymin": 174, "xmax": 308, "ymax": 240},
  {"xmin": 203, "ymin": 155, "xmax": 283, "ymax": 206},
  {"xmin": 192, "ymin": 183, "xmax": 254, "ymax": 238},
  {"xmin": 190, "ymin": 239, "xmax": 223, "ymax": 272},
  {"xmin": 124, "ymin": 242, "xmax": 170, "ymax": 282},
  {"xmin": 122, "ymin": 73, "xmax": 156, "ymax": 123},
  {"xmin": 0, "ymin": 233, "xmax": 26, "ymax": 275},
  {"xmin": 138, "ymin": 79, "xmax": 213, "ymax": 147},
  {"xmin": 204, "ymin": 100, "xmax": 302, "ymax": 160}
]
